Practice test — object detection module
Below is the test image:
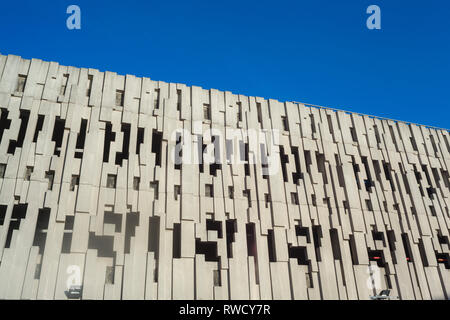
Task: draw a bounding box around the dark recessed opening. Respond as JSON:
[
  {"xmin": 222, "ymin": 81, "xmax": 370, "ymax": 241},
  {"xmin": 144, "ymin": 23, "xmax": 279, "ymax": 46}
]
[
  {"xmin": 288, "ymin": 245, "xmax": 308, "ymax": 265},
  {"xmin": 429, "ymin": 206, "xmax": 437, "ymax": 216},
  {"xmin": 64, "ymin": 216, "xmax": 74, "ymax": 230},
  {"xmin": 75, "ymin": 119, "xmax": 87, "ymax": 158},
  {"xmin": 267, "ymin": 229, "xmax": 276, "ymax": 262},
  {"xmin": 237, "ymin": 102, "xmax": 242, "ymax": 122},
  {"xmin": 12, "ymin": 203, "xmax": 28, "ymax": 220},
  {"xmin": 176, "ymin": 89, "xmax": 182, "ymax": 111},
  {"xmin": 426, "ymin": 187, "xmax": 435, "ymax": 200},
  {"xmin": 115, "ymin": 90, "xmax": 124, "ymax": 107},
  {"xmin": 76, "ymin": 119, "xmax": 87, "ymax": 149},
  {"xmin": 246, "ymin": 223, "xmax": 257, "ymax": 257},
  {"xmin": 402, "ymin": 233, "xmax": 413, "ymax": 262},
  {"xmin": 295, "ymin": 225, "xmax": 310, "ymax": 243},
  {"xmin": 5, "ymin": 220, "xmax": 20, "ymax": 248},
  {"xmin": 103, "ymin": 211, "xmax": 122, "ymax": 233},
  {"xmin": 172, "ymin": 223, "xmax": 181, "ymax": 258},
  {"xmin": 243, "ymin": 189, "xmax": 251, "ymax": 207},
  {"xmin": 70, "ymin": 175, "xmax": 79, "ymax": 191},
  {"xmin": 206, "ymin": 219, "xmax": 223, "ymax": 239},
  {"xmin": 228, "ymin": 186, "xmax": 234, "ymax": 199},
  {"xmin": 213, "ymin": 270, "xmax": 221, "ymax": 287},
  {"xmin": 45, "ymin": 170, "xmax": 54, "ymax": 190},
  {"xmin": 35, "ymin": 207, "xmax": 50, "ymax": 231},
  {"xmin": 330, "ymin": 228, "xmax": 342, "ymax": 260},
  {"xmin": 103, "ymin": 122, "xmax": 115, "ymax": 163},
  {"xmin": 195, "ymin": 239, "xmax": 219, "ymax": 262},
  {"xmin": 310, "ymin": 114, "xmax": 316, "ymax": 133},
  {"xmin": 32, "ymin": 208, "xmax": 50, "ymax": 254},
  {"xmin": 148, "ymin": 216, "xmax": 160, "ymax": 257},
  {"xmin": 372, "ymin": 230, "xmax": 384, "ymax": 242},
  {"xmin": 209, "ymin": 136, "xmax": 222, "ymax": 177},
  {"xmin": 386, "ymin": 230, "xmax": 397, "ymax": 264},
  {"xmin": 0, "ymin": 108, "xmax": 12, "ymax": 143},
  {"xmin": 60, "ymin": 74, "xmax": 69, "ymax": 95},
  {"xmin": 17, "ymin": 109, "xmax": 30, "ymax": 148},
  {"xmin": 88, "ymin": 232, "xmax": 115, "ymax": 258},
  {"xmin": 86, "ymin": 74, "xmax": 93, "ymax": 97},
  {"xmin": 410, "ymin": 136, "xmax": 418, "ymax": 151},
  {"xmin": 134, "ymin": 177, "xmax": 140, "ymax": 191},
  {"xmin": 226, "ymin": 219, "xmax": 237, "ymax": 258},
  {"xmin": 107, "ymin": 174, "xmax": 117, "ymax": 188},
  {"xmin": 291, "ymin": 147, "xmax": 303, "ymax": 185},
  {"xmin": 436, "ymin": 252, "xmax": 449, "ymax": 269},
  {"xmin": 368, "ymin": 250, "xmax": 385, "ymax": 267},
  {"xmin": 256, "ymin": 102, "xmax": 263, "ymax": 124},
  {"xmin": 281, "ymin": 116, "xmax": 289, "ymax": 131},
  {"xmin": 198, "ymin": 137, "xmax": 205, "ymax": 173},
  {"xmin": 0, "ymin": 204, "xmax": 7, "ymax": 225},
  {"xmin": 174, "ymin": 132, "xmax": 182, "ymax": 170},
  {"xmin": 154, "ymin": 89, "xmax": 160, "ymax": 109},
  {"xmin": 203, "ymin": 104, "xmax": 211, "ymax": 120},
  {"xmin": 124, "ymin": 212, "xmax": 139, "ymax": 254},
  {"xmin": 264, "ymin": 193, "xmax": 271, "ymax": 208},
  {"xmin": 365, "ymin": 199, "xmax": 373, "ymax": 211},
  {"xmin": 364, "ymin": 180, "xmax": 373, "ymax": 192},
  {"xmin": 150, "ymin": 181, "xmax": 159, "ymax": 199},
  {"xmin": 316, "ymin": 152, "xmax": 328, "ymax": 184},
  {"xmin": 115, "ymin": 123, "xmax": 130, "ymax": 166},
  {"xmin": 417, "ymin": 239, "xmax": 428, "ymax": 267},
  {"xmin": 304, "ymin": 150, "xmax": 312, "ymax": 174},
  {"xmin": 437, "ymin": 233, "xmax": 448, "ymax": 245},
  {"xmin": 151, "ymin": 129, "xmax": 163, "ymax": 166},
  {"xmin": 136, "ymin": 127, "xmax": 144, "ymax": 155},
  {"xmin": 0, "ymin": 163, "xmax": 5, "ymax": 178},
  {"xmin": 279, "ymin": 146, "xmax": 288, "ymax": 182},
  {"xmin": 205, "ymin": 184, "xmax": 214, "ymax": 197},
  {"xmin": 105, "ymin": 266, "xmax": 115, "ymax": 284},
  {"xmin": 349, "ymin": 235, "xmax": 358, "ymax": 265},
  {"xmin": 312, "ymin": 225, "xmax": 322, "ymax": 262},
  {"xmin": 61, "ymin": 232, "xmax": 73, "ymax": 254},
  {"xmin": 16, "ymin": 74, "xmax": 27, "ymax": 93},
  {"xmin": 6, "ymin": 204, "xmax": 28, "ymax": 248},
  {"xmin": 24, "ymin": 166, "xmax": 33, "ymax": 181},
  {"xmin": 8, "ymin": 110, "xmax": 30, "ymax": 154},
  {"xmin": 239, "ymin": 141, "xmax": 250, "ymax": 176},
  {"xmin": 51, "ymin": 117, "xmax": 65, "ymax": 156},
  {"xmin": 260, "ymin": 143, "xmax": 269, "ymax": 179},
  {"xmin": 350, "ymin": 127, "xmax": 358, "ymax": 142}
]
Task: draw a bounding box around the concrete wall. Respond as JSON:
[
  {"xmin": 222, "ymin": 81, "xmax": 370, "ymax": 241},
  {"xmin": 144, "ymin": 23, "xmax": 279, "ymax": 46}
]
[{"xmin": 0, "ymin": 53, "xmax": 448, "ymax": 300}]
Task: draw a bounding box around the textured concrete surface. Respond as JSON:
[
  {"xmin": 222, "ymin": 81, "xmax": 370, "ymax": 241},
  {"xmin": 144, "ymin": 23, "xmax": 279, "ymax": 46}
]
[{"xmin": 0, "ymin": 53, "xmax": 448, "ymax": 300}]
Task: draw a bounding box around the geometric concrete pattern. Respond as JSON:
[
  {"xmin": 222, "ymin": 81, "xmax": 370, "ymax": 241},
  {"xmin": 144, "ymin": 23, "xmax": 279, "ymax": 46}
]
[{"xmin": 0, "ymin": 53, "xmax": 448, "ymax": 300}]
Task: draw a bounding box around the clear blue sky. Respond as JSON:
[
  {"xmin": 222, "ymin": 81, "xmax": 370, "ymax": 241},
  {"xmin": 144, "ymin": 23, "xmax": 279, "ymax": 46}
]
[{"xmin": 1, "ymin": 0, "xmax": 449, "ymax": 128}]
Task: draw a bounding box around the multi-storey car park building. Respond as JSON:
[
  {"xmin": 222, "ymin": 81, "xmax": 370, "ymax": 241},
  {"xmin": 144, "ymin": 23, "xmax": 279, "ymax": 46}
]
[{"xmin": 0, "ymin": 54, "xmax": 448, "ymax": 300}]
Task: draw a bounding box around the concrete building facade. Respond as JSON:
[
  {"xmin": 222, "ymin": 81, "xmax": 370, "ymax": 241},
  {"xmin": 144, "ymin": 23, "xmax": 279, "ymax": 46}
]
[{"xmin": 0, "ymin": 54, "xmax": 448, "ymax": 300}]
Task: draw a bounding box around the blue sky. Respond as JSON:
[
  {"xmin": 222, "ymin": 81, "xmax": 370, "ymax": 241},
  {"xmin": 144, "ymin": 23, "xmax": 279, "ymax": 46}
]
[{"xmin": 1, "ymin": 0, "xmax": 449, "ymax": 128}]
